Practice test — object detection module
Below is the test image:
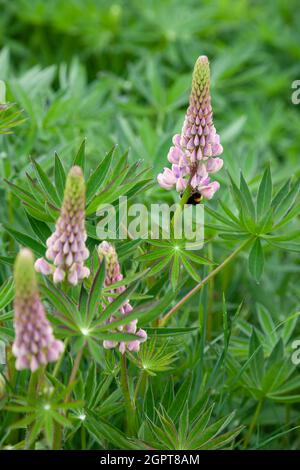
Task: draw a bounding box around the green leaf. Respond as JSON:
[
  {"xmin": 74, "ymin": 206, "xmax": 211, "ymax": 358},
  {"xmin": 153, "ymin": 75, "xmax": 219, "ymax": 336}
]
[
  {"xmin": 271, "ymin": 179, "xmax": 290, "ymax": 210},
  {"xmin": 26, "ymin": 214, "xmax": 51, "ymax": 244},
  {"xmin": 240, "ymin": 173, "xmax": 256, "ymax": 220},
  {"xmin": 205, "ymin": 205, "xmax": 240, "ymax": 229},
  {"xmin": 31, "ymin": 157, "xmax": 60, "ymax": 206},
  {"xmin": 257, "ymin": 304, "xmax": 277, "ymax": 345},
  {"xmin": 248, "ymin": 238, "xmax": 264, "ymax": 282},
  {"xmin": 170, "ymin": 254, "xmax": 180, "ymax": 290},
  {"xmin": 93, "ymin": 282, "xmax": 138, "ymax": 327},
  {"xmin": 103, "ymin": 268, "xmax": 150, "ymax": 291},
  {"xmin": 148, "ymin": 255, "xmax": 172, "ymax": 276},
  {"xmin": 86, "ymin": 260, "xmax": 106, "ymax": 324},
  {"xmin": 2, "ymin": 225, "xmax": 45, "ymax": 257},
  {"xmin": 168, "ymin": 374, "xmax": 192, "ymax": 422},
  {"xmin": 72, "ymin": 138, "xmax": 86, "ymax": 170},
  {"xmin": 191, "ymin": 412, "xmax": 235, "ymax": 449},
  {"xmin": 54, "ymin": 152, "xmax": 66, "ymax": 200},
  {"xmin": 39, "ymin": 282, "xmax": 81, "ymax": 327},
  {"xmin": 274, "ymin": 178, "xmax": 300, "ymax": 223},
  {"xmin": 4, "ymin": 179, "xmax": 45, "ymax": 212},
  {"xmin": 0, "ymin": 277, "xmax": 14, "ymax": 310},
  {"xmin": 248, "ymin": 328, "xmax": 264, "ymax": 385},
  {"xmin": 181, "ymin": 255, "xmax": 202, "ymax": 282},
  {"xmin": 84, "ymin": 415, "xmax": 139, "ymax": 450},
  {"xmin": 86, "ymin": 146, "xmax": 115, "ymax": 203},
  {"xmin": 257, "ymin": 165, "xmax": 272, "ymax": 220}
]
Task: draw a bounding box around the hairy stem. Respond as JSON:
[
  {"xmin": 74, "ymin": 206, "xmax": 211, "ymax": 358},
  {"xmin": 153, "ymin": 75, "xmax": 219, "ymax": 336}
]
[{"xmin": 160, "ymin": 237, "xmax": 252, "ymax": 326}]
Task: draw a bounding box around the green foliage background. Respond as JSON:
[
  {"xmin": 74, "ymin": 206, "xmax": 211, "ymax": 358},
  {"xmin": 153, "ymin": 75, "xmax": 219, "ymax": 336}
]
[{"xmin": 0, "ymin": 0, "xmax": 300, "ymax": 450}]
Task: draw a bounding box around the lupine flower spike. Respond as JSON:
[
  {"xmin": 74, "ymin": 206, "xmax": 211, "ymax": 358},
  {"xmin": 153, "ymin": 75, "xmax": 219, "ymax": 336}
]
[
  {"xmin": 98, "ymin": 241, "xmax": 147, "ymax": 354},
  {"xmin": 13, "ymin": 248, "xmax": 64, "ymax": 372},
  {"xmin": 157, "ymin": 55, "xmax": 223, "ymax": 200},
  {"xmin": 35, "ymin": 166, "xmax": 90, "ymax": 285}
]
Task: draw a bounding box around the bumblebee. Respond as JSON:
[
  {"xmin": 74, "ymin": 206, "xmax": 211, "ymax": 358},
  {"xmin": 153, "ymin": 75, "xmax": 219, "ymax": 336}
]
[{"xmin": 181, "ymin": 191, "xmax": 203, "ymax": 205}]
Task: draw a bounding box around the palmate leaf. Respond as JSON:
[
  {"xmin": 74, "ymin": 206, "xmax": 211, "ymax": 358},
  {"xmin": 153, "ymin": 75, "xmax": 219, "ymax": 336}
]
[
  {"xmin": 227, "ymin": 319, "xmax": 300, "ymax": 403},
  {"xmin": 7, "ymin": 384, "xmax": 82, "ymax": 448},
  {"xmin": 210, "ymin": 171, "xmax": 299, "ymax": 252},
  {"xmin": 91, "ymin": 282, "xmax": 139, "ymax": 329},
  {"xmin": 92, "ymin": 288, "xmax": 176, "ymax": 334},
  {"xmin": 129, "ymin": 338, "xmax": 179, "ymax": 375},
  {"xmin": 137, "ymin": 239, "xmax": 212, "ymax": 289},
  {"xmin": 144, "ymin": 399, "xmax": 242, "ymax": 450}
]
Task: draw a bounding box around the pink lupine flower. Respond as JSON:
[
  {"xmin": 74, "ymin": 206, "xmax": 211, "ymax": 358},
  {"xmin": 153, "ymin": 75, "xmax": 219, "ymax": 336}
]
[
  {"xmin": 98, "ymin": 241, "xmax": 147, "ymax": 354},
  {"xmin": 12, "ymin": 249, "xmax": 64, "ymax": 372},
  {"xmin": 35, "ymin": 166, "xmax": 90, "ymax": 286},
  {"xmin": 157, "ymin": 55, "xmax": 223, "ymax": 199}
]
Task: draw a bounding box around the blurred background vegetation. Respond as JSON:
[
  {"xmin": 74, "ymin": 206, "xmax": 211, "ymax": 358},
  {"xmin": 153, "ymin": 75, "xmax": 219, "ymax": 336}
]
[{"xmin": 1, "ymin": 0, "xmax": 300, "ymax": 173}]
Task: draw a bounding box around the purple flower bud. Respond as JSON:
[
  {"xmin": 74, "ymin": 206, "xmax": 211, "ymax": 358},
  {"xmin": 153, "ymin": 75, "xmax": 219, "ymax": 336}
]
[
  {"xmin": 34, "ymin": 258, "xmax": 53, "ymax": 275},
  {"xmin": 35, "ymin": 166, "xmax": 90, "ymax": 286},
  {"xmin": 199, "ymin": 181, "xmax": 220, "ymax": 200},
  {"xmin": 98, "ymin": 242, "xmax": 147, "ymax": 354},
  {"xmin": 13, "ymin": 249, "xmax": 64, "ymax": 372},
  {"xmin": 206, "ymin": 157, "xmax": 224, "ymax": 173},
  {"xmin": 158, "ymin": 56, "xmax": 223, "ymax": 199},
  {"xmin": 157, "ymin": 167, "xmax": 177, "ymax": 190}
]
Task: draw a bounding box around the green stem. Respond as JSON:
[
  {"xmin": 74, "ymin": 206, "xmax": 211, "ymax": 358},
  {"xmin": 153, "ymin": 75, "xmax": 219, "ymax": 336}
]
[
  {"xmin": 207, "ymin": 242, "xmax": 214, "ymax": 341},
  {"xmin": 133, "ymin": 370, "xmax": 147, "ymax": 405},
  {"xmin": 81, "ymin": 425, "xmax": 86, "ymax": 450},
  {"xmin": 53, "ymin": 346, "xmax": 84, "ymax": 450},
  {"xmin": 52, "ymin": 338, "xmax": 69, "ymax": 378},
  {"xmin": 53, "ymin": 424, "xmax": 62, "ymax": 450},
  {"xmin": 160, "ymin": 237, "xmax": 252, "ymax": 326},
  {"xmin": 171, "ymin": 185, "xmax": 192, "ymax": 235},
  {"xmin": 120, "ymin": 354, "xmax": 135, "ymax": 435},
  {"xmin": 243, "ymin": 399, "xmax": 263, "ymax": 448},
  {"xmin": 26, "ymin": 368, "xmax": 45, "ymax": 449},
  {"xmin": 65, "ymin": 346, "xmax": 84, "ymax": 402}
]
